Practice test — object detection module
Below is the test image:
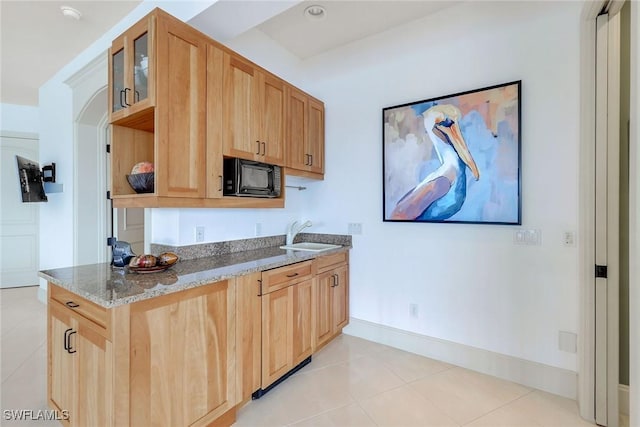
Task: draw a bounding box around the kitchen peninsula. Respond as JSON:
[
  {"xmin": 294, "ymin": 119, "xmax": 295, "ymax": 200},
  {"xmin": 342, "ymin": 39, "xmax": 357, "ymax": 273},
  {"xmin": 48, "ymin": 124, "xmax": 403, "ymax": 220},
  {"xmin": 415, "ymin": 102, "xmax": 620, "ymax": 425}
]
[{"xmin": 40, "ymin": 234, "xmax": 351, "ymax": 427}]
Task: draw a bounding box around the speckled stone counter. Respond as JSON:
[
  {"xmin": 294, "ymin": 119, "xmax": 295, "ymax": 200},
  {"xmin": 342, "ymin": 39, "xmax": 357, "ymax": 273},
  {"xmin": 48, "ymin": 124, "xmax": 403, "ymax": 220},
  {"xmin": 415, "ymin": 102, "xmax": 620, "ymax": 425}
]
[{"xmin": 39, "ymin": 234, "xmax": 351, "ymax": 308}]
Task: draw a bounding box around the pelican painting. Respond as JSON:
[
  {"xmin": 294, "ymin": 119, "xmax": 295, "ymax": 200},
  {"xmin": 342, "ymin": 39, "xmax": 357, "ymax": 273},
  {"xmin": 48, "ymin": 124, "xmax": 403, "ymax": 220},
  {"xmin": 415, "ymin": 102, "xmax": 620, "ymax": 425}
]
[
  {"xmin": 383, "ymin": 81, "xmax": 521, "ymax": 225},
  {"xmin": 390, "ymin": 104, "xmax": 479, "ymax": 221}
]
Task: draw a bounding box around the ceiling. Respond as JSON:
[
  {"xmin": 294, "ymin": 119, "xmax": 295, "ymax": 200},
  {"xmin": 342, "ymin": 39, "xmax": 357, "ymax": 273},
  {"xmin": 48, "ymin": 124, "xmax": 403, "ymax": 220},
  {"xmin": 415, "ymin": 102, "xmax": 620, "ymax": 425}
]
[
  {"xmin": 1, "ymin": 0, "xmax": 457, "ymax": 107},
  {"xmin": 1, "ymin": 0, "xmax": 141, "ymax": 106}
]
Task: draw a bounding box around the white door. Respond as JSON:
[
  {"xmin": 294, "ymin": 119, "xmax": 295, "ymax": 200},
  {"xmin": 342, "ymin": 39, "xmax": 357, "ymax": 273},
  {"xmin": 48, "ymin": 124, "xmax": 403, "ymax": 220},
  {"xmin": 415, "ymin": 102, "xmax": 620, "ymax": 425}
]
[
  {"xmin": 0, "ymin": 133, "xmax": 39, "ymax": 288},
  {"xmin": 114, "ymin": 208, "xmax": 145, "ymax": 255},
  {"xmin": 595, "ymin": 10, "xmax": 621, "ymax": 427}
]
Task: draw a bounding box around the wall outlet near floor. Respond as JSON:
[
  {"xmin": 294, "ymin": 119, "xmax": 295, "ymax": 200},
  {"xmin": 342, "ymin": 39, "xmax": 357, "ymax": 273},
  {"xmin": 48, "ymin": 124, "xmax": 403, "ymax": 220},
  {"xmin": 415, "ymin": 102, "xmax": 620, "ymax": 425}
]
[
  {"xmin": 409, "ymin": 303, "xmax": 419, "ymax": 318},
  {"xmin": 558, "ymin": 331, "xmax": 577, "ymax": 353},
  {"xmin": 348, "ymin": 223, "xmax": 363, "ymax": 235},
  {"xmin": 195, "ymin": 226, "xmax": 205, "ymax": 243}
]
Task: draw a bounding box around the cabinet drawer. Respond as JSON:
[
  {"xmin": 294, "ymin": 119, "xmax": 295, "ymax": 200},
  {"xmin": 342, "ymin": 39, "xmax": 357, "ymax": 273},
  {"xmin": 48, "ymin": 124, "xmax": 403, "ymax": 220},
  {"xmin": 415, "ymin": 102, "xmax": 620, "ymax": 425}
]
[
  {"xmin": 262, "ymin": 261, "xmax": 313, "ymax": 294},
  {"xmin": 50, "ymin": 285, "xmax": 108, "ymax": 329},
  {"xmin": 315, "ymin": 251, "xmax": 348, "ymax": 273}
]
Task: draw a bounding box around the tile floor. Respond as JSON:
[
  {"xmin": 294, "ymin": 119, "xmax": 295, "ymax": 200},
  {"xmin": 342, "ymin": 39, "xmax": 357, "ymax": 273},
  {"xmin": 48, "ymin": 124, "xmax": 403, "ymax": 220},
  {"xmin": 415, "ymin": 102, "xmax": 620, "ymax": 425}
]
[{"xmin": 1, "ymin": 286, "xmax": 599, "ymax": 426}]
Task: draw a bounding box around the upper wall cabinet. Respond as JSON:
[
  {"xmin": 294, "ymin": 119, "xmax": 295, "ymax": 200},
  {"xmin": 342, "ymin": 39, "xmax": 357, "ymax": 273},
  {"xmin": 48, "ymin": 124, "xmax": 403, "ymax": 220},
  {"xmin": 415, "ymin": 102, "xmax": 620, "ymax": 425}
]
[
  {"xmin": 286, "ymin": 88, "xmax": 325, "ymax": 179},
  {"xmin": 109, "ymin": 14, "xmax": 155, "ymax": 125},
  {"xmin": 222, "ymin": 54, "xmax": 286, "ymax": 166}
]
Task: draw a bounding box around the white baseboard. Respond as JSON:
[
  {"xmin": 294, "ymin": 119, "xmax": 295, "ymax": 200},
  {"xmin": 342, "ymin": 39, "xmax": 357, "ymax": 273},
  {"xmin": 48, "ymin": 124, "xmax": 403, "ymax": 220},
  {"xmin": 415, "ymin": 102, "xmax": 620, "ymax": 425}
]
[
  {"xmin": 619, "ymin": 384, "xmax": 630, "ymax": 416},
  {"xmin": 343, "ymin": 317, "xmax": 577, "ymax": 400}
]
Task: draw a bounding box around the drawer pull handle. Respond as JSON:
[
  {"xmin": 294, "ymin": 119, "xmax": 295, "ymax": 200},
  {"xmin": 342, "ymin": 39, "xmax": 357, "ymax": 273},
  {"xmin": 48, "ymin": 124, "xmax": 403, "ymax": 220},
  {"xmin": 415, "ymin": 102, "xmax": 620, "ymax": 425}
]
[
  {"xmin": 261, "ymin": 142, "xmax": 266, "ymax": 156},
  {"xmin": 256, "ymin": 140, "xmax": 261, "ymax": 155},
  {"xmin": 65, "ymin": 301, "xmax": 80, "ymax": 308},
  {"xmin": 286, "ymin": 273, "xmax": 299, "ymax": 278}
]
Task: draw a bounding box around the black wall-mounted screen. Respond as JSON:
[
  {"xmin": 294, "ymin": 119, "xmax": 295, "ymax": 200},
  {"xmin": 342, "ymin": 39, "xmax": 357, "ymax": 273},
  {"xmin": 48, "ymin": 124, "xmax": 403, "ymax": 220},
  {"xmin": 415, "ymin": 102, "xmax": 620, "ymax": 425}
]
[{"xmin": 15, "ymin": 155, "xmax": 48, "ymax": 202}]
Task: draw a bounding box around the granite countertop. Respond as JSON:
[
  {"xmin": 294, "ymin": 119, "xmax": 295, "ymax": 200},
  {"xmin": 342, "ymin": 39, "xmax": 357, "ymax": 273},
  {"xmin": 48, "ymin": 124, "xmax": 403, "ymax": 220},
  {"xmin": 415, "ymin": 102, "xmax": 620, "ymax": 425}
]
[{"xmin": 39, "ymin": 234, "xmax": 351, "ymax": 308}]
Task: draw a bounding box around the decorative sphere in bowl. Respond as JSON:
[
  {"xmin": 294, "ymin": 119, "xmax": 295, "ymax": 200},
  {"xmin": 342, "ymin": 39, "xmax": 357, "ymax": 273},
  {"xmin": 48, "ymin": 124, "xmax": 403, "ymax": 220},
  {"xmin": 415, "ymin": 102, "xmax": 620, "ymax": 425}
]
[{"xmin": 126, "ymin": 172, "xmax": 154, "ymax": 193}]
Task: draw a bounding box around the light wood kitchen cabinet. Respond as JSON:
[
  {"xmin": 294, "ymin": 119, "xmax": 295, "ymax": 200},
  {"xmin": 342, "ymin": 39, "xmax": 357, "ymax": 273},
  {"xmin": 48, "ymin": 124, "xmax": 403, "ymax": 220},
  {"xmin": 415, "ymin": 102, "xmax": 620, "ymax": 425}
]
[
  {"xmin": 48, "ymin": 293, "xmax": 113, "ymax": 427},
  {"xmin": 260, "ymin": 261, "xmax": 313, "ymax": 389},
  {"xmin": 286, "ymin": 88, "xmax": 325, "ymax": 179},
  {"xmin": 235, "ymin": 273, "xmax": 262, "ymax": 403},
  {"xmin": 314, "ymin": 252, "xmax": 349, "ymax": 350},
  {"xmin": 48, "ymin": 280, "xmax": 237, "ymax": 427},
  {"xmin": 129, "ymin": 281, "xmax": 236, "ymax": 426},
  {"xmin": 223, "ymin": 53, "xmax": 286, "ymax": 166},
  {"xmin": 109, "ymin": 13, "xmax": 155, "ymax": 123},
  {"xmin": 110, "ymin": 8, "xmax": 208, "ymax": 201}
]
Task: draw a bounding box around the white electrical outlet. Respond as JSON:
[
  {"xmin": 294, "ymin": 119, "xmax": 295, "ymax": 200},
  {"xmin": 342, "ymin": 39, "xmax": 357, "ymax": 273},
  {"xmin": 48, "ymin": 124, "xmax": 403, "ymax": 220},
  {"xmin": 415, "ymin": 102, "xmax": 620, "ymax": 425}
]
[
  {"xmin": 195, "ymin": 226, "xmax": 205, "ymax": 242},
  {"xmin": 563, "ymin": 231, "xmax": 576, "ymax": 247},
  {"xmin": 348, "ymin": 223, "xmax": 363, "ymax": 235}
]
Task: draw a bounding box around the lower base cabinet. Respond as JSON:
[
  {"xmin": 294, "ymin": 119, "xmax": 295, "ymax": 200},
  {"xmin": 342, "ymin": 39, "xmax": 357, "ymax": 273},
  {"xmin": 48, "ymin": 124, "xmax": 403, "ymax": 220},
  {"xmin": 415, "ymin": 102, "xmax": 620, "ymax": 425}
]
[
  {"xmin": 47, "ymin": 251, "xmax": 349, "ymax": 426},
  {"xmin": 48, "ymin": 280, "xmax": 237, "ymax": 427}
]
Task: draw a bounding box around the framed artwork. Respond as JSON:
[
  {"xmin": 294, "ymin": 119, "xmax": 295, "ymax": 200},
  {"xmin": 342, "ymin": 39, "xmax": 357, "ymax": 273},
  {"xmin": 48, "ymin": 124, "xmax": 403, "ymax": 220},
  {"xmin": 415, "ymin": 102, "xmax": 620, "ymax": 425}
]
[{"xmin": 382, "ymin": 80, "xmax": 521, "ymax": 225}]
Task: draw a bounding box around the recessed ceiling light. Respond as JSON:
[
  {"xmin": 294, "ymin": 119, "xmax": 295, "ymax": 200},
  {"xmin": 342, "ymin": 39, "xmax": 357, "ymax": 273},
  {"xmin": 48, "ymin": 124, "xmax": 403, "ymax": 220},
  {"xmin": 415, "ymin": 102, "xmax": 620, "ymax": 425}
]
[
  {"xmin": 304, "ymin": 5, "xmax": 326, "ymax": 21},
  {"xmin": 60, "ymin": 5, "xmax": 82, "ymax": 20}
]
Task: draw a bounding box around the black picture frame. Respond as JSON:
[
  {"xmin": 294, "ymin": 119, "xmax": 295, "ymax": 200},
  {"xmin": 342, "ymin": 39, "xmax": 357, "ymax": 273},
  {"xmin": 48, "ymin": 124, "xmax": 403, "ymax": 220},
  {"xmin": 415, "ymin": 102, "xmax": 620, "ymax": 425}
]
[{"xmin": 382, "ymin": 80, "xmax": 521, "ymax": 225}]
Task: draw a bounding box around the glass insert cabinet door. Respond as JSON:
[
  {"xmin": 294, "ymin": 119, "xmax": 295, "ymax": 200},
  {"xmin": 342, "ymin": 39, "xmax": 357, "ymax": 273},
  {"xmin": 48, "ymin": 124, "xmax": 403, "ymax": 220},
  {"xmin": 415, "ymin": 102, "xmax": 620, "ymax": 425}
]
[
  {"xmin": 110, "ymin": 22, "xmax": 151, "ymax": 115},
  {"xmin": 133, "ymin": 33, "xmax": 149, "ymax": 104},
  {"xmin": 111, "ymin": 47, "xmax": 125, "ymax": 113}
]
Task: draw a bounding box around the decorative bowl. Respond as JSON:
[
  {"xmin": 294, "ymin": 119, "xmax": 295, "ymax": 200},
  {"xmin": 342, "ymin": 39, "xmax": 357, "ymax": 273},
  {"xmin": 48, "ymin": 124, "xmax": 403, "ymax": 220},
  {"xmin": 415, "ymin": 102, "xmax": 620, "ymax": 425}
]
[{"xmin": 126, "ymin": 172, "xmax": 154, "ymax": 193}]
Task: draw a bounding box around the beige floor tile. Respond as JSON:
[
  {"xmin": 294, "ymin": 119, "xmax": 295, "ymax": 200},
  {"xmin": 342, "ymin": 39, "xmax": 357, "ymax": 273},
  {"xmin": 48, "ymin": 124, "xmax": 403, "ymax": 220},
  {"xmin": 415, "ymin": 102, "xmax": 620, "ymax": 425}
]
[
  {"xmin": 298, "ymin": 334, "xmax": 390, "ymax": 374},
  {"xmin": 1, "ymin": 313, "xmax": 47, "ymax": 382},
  {"xmin": 410, "ymin": 367, "xmax": 531, "ymax": 425},
  {"xmin": 339, "ymin": 355, "xmax": 406, "ymax": 401},
  {"xmin": 370, "ymin": 346, "xmax": 453, "ymax": 382},
  {"xmin": 1, "ymin": 287, "xmax": 45, "ymax": 337},
  {"xmin": 290, "ymin": 403, "xmax": 377, "ymax": 427},
  {"xmin": 464, "ymin": 403, "xmax": 542, "ymax": 427},
  {"xmin": 503, "ymin": 391, "xmax": 595, "ymax": 427},
  {"xmin": 359, "ymin": 384, "xmax": 458, "ymax": 427},
  {"xmin": 1, "ymin": 342, "xmax": 58, "ymax": 427}
]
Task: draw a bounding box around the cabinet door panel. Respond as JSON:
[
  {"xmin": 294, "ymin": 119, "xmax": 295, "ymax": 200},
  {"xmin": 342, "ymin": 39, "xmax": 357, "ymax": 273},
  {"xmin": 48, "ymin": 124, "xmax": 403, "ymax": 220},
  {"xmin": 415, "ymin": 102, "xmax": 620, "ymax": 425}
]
[
  {"xmin": 287, "ymin": 88, "xmax": 308, "ymax": 170},
  {"xmin": 315, "ymin": 272, "xmax": 333, "ymax": 348},
  {"xmin": 75, "ymin": 325, "xmax": 112, "ymax": 427},
  {"xmin": 49, "ymin": 307, "xmax": 74, "ymax": 419},
  {"xmin": 293, "ymin": 279, "xmax": 314, "ymax": 365},
  {"xmin": 223, "ymin": 55, "xmax": 259, "ymax": 160},
  {"xmin": 308, "ymin": 99, "xmax": 325, "ymax": 174},
  {"xmin": 155, "ymin": 21, "xmax": 206, "ymax": 198},
  {"xmin": 130, "ymin": 282, "xmax": 235, "ymax": 426},
  {"xmin": 332, "ymin": 266, "xmax": 349, "ymax": 331},
  {"xmin": 261, "ymin": 287, "xmax": 293, "ymax": 388},
  {"xmin": 235, "ymin": 274, "xmax": 262, "ymax": 401},
  {"xmin": 262, "ymin": 74, "xmax": 285, "ymax": 165}
]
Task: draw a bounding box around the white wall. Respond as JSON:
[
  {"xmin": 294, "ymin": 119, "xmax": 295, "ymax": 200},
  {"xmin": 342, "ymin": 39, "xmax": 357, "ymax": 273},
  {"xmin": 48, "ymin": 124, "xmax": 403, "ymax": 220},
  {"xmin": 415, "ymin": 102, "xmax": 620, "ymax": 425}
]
[
  {"xmin": 281, "ymin": 1, "xmax": 581, "ymax": 372},
  {"xmin": 0, "ymin": 104, "xmax": 39, "ymax": 133}
]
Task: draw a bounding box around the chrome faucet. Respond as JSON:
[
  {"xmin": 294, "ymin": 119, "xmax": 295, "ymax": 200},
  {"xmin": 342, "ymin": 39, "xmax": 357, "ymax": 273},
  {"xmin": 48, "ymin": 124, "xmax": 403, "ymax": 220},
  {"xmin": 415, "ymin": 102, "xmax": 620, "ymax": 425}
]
[{"xmin": 286, "ymin": 220, "xmax": 312, "ymax": 245}]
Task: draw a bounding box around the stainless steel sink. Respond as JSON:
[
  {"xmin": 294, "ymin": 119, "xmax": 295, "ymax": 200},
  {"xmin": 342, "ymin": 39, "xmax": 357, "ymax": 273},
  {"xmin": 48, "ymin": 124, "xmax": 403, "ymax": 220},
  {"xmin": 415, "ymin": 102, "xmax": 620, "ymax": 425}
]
[{"xmin": 279, "ymin": 242, "xmax": 342, "ymax": 252}]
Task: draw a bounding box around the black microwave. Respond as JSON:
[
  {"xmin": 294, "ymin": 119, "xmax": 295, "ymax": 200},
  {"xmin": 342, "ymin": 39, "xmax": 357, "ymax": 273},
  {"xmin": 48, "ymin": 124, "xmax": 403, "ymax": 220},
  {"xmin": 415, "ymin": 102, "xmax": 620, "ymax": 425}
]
[{"xmin": 223, "ymin": 158, "xmax": 281, "ymax": 198}]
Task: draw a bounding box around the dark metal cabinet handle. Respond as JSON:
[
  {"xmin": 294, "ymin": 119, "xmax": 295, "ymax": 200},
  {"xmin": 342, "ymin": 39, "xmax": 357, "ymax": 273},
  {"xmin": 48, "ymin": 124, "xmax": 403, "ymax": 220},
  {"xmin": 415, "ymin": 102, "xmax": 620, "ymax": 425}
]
[
  {"xmin": 67, "ymin": 330, "xmax": 77, "ymax": 354},
  {"xmin": 261, "ymin": 142, "xmax": 266, "ymax": 156},
  {"xmin": 65, "ymin": 301, "xmax": 80, "ymax": 308},
  {"xmin": 119, "ymin": 90, "xmax": 126, "ymax": 108},
  {"xmin": 257, "ymin": 279, "xmax": 263, "ymax": 297},
  {"xmin": 286, "ymin": 272, "xmax": 299, "ymax": 278},
  {"xmin": 63, "ymin": 328, "xmax": 72, "ymax": 352},
  {"xmin": 332, "ymin": 274, "xmax": 339, "ymax": 287},
  {"xmin": 218, "ymin": 175, "xmax": 223, "ymax": 192},
  {"xmin": 124, "ymin": 88, "xmax": 132, "ymax": 106},
  {"xmin": 135, "ymin": 90, "xmax": 140, "ymax": 102},
  {"xmin": 304, "ymin": 154, "xmax": 310, "ymax": 166},
  {"xmin": 309, "ymin": 154, "xmax": 313, "ymax": 166},
  {"xmin": 255, "ymin": 140, "xmax": 261, "ymax": 155}
]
